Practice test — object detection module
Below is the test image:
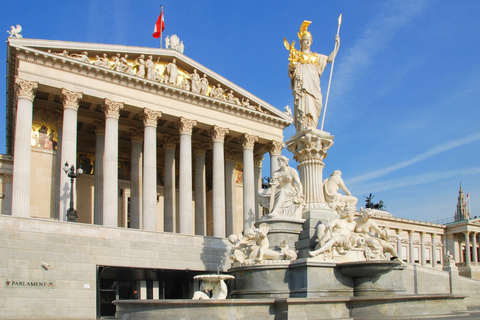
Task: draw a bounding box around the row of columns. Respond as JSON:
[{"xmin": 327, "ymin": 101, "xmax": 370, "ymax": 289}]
[
  {"xmin": 462, "ymin": 231, "xmax": 479, "ymax": 266},
  {"xmin": 11, "ymin": 78, "xmax": 284, "ymax": 238},
  {"xmin": 396, "ymin": 229, "xmax": 442, "ymax": 267}
]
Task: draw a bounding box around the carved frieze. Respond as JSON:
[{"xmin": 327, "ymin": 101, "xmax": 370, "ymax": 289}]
[{"xmin": 15, "ymin": 46, "xmax": 292, "ymax": 129}]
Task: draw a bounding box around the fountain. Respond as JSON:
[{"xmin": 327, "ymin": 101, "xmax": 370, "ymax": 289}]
[
  {"xmin": 113, "ymin": 19, "xmax": 468, "ymax": 320},
  {"xmin": 192, "ymin": 274, "xmax": 235, "ymax": 299}
]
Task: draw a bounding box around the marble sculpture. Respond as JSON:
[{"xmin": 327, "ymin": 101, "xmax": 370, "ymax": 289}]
[
  {"xmin": 285, "ymin": 20, "xmax": 340, "ymax": 133},
  {"xmin": 228, "ymin": 223, "xmax": 297, "ymax": 265},
  {"xmin": 258, "ymin": 156, "xmax": 304, "ymax": 219}
]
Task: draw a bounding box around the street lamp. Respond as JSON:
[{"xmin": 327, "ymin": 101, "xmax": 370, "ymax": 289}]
[{"xmin": 63, "ymin": 162, "xmax": 83, "ymax": 222}]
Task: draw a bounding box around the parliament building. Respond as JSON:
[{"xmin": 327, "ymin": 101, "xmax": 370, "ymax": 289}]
[{"xmin": 1, "ymin": 36, "xmax": 480, "ymax": 319}]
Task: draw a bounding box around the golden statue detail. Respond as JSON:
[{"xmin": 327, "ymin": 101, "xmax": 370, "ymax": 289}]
[{"xmin": 285, "ymin": 20, "xmax": 340, "ymax": 133}]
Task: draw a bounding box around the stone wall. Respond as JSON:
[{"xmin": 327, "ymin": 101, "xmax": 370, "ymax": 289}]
[
  {"xmin": 0, "ymin": 215, "xmax": 231, "ymax": 320},
  {"xmin": 401, "ymin": 264, "xmax": 480, "ymax": 306}
]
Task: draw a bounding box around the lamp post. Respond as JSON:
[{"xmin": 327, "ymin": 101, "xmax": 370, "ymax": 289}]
[{"xmin": 63, "ymin": 162, "xmax": 83, "ymax": 222}]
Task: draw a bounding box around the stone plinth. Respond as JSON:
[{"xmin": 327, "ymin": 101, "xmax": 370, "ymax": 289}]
[
  {"xmin": 229, "ymin": 259, "xmax": 354, "ymax": 299},
  {"xmin": 296, "ymin": 208, "xmax": 339, "ymax": 258},
  {"xmin": 255, "ymin": 217, "xmax": 304, "ymax": 251},
  {"xmin": 286, "ymin": 128, "xmax": 334, "ymax": 210}
]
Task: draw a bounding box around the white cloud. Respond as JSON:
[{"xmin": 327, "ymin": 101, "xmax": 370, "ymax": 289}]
[
  {"xmin": 348, "ymin": 132, "xmax": 480, "ymax": 185},
  {"xmin": 353, "ymin": 166, "xmax": 480, "ymax": 194},
  {"xmin": 333, "ymin": 0, "xmax": 428, "ymax": 97}
]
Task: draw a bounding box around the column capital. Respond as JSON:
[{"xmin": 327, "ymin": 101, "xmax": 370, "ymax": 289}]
[
  {"xmin": 104, "ymin": 99, "xmax": 124, "ymax": 119},
  {"xmin": 162, "ymin": 134, "xmax": 177, "ymax": 150},
  {"xmin": 61, "ymin": 88, "xmax": 83, "ymax": 111},
  {"xmin": 142, "ymin": 108, "xmax": 161, "ymax": 127},
  {"xmin": 15, "ymin": 78, "xmax": 38, "ymax": 101},
  {"xmin": 55, "ymin": 110, "xmax": 64, "ymax": 126},
  {"xmin": 4, "ymin": 174, "xmax": 13, "ymax": 183},
  {"xmin": 209, "ymin": 125, "xmax": 229, "ymax": 142},
  {"xmin": 396, "ymin": 228, "xmax": 403, "ymax": 235},
  {"xmin": 254, "ymin": 154, "xmax": 264, "ymax": 167},
  {"xmin": 464, "ymin": 231, "xmax": 471, "ymax": 236},
  {"xmin": 420, "ymin": 231, "xmax": 426, "ymax": 237},
  {"xmin": 177, "ymin": 117, "xmax": 197, "ymax": 135},
  {"xmin": 267, "ymin": 140, "xmax": 284, "ymax": 156},
  {"xmin": 224, "ymin": 148, "xmax": 238, "ymax": 162},
  {"xmin": 130, "ymin": 128, "xmax": 144, "ymax": 143},
  {"xmin": 240, "ymin": 133, "xmax": 258, "ymax": 150},
  {"xmin": 94, "ymin": 120, "xmax": 105, "ymax": 135},
  {"xmin": 408, "ymin": 230, "xmax": 415, "ymax": 236},
  {"xmin": 193, "ymin": 141, "xmax": 209, "ymax": 156}
]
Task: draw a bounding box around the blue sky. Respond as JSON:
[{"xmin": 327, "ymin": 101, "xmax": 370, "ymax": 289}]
[{"xmin": 1, "ymin": 0, "xmax": 479, "ymax": 222}]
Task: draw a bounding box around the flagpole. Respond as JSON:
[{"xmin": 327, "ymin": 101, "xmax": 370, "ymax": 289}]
[
  {"xmin": 160, "ymin": 5, "xmax": 163, "ymax": 48},
  {"xmin": 320, "ymin": 14, "xmax": 342, "ymax": 132}
]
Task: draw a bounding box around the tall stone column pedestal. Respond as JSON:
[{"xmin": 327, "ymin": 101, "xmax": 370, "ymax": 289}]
[
  {"xmin": 286, "ymin": 128, "xmax": 334, "ymax": 212},
  {"xmin": 255, "ymin": 217, "xmax": 305, "ymax": 251},
  {"xmin": 296, "ymin": 209, "xmax": 339, "ymax": 258}
]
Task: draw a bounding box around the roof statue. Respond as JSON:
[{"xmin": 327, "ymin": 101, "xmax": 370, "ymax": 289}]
[
  {"xmin": 167, "ymin": 34, "xmax": 184, "ymax": 53},
  {"xmin": 7, "ymin": 25, "xmax": 22, "ymax": 38},
  {"xmin": 284, "ymin": 20, "xmax": 340, "ymax": 133}
]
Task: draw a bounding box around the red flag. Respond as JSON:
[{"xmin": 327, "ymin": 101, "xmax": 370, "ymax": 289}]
[{"xmin": 153, "ymin": 8, "xmax": 165, "ymax": 39}]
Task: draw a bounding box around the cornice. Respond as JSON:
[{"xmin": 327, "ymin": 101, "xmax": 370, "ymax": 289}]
[{"xmin": 12, "ymin": 45, "xmax": 292, "ymax": 129}]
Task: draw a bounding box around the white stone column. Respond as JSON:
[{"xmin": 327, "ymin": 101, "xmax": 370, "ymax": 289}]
[
  {"xmin": 103, "ymin": 99, "xmax": 123, "ymax": 227},
  {"xmin": 421, "ymin": 232, "xmax": 426, "ymax": 266},
  {"xmin": 409, "ymin": 230, "xmax": 415, "ymax": 264},
  {"xmin": 267, "ymin": 141, "xmax": 284, "ymax": 177},
  {"xmin": 93, "ymin": 120, "xmax": 105, "ymax": 225},
  {"xmin": 3, "ymin": 174, "xmax": 13, "ymax": 215},
  {"xmin": 193, "ymin": 142, "xmax": 208, "ymax": 236},
  {"xmin": 432, "ymin": 233, "xmax": 437, "ymax": 268},
  {"xmin": 59, "ymin": 89, "xmax": 82, "ymax": 221},
  {"xmin": 12, "ymin": 78, "xmax": 38, "ymax": 218},
  {"xmin": 178, "ymin": 117, "xmax": 196, "ymax": 235},
  {"xmin": 142, "ymin": 109, "xmax": 160, "ymax": 231},
  {"xmin": 224, "ymin": 149, "xmax": 237, "ymax": 236},
  {"xmin": 210, "ymin": 125, "xmax": 229, "ymax": 238},
  {"xmin": 396, "ymin": 229, "xmax": 403, "ymax": 261},
  {"xmin": 163, "ymin": 135, "xmax": 176, "ymax": 232},
  {"xmin": 130, "ymin": 128, "xmax": 143, "ymax": 229},
  {"xmin": 241, "ymin": 133, "xmax": 258, "ymax": 231},
  {"xmin": 464, "ymin": 231, "xmax": 471, "ymax": 266},
  {"xmin": 54, "ymin": 111, "xmax": 63, "ymax": 220},
  {"xmin": 254, "ymin": 154, "xmax": 264, "ymax": 221},
  {"xmin": 472, "ymin": 232, "xmax": 478, "ymax": 266}
]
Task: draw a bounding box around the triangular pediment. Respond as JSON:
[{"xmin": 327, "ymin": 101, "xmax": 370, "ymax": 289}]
[{"xmin": 8, "ymin": 38, "xmax": 292, "ymax": 125}]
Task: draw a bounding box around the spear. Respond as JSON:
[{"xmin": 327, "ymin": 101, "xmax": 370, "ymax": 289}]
[{"xmin": 320, "ymin": 14, "xmax": 342, "ymax": 131}]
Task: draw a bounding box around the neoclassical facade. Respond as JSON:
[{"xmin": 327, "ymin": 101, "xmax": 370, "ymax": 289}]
[
  {"xmin": 1, "ymin": 37, "xmax": 479, "ymax": 319},
  {"xmin": 4, "ymin": 38, "xmax": 291, "ymax": 237}
]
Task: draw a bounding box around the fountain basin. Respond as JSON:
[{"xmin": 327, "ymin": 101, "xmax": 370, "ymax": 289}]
[{"xmin": 337, "ymin": 260, "xmax": 400, "ymax": 296}]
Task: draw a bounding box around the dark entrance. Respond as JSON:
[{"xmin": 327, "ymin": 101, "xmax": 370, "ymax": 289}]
[{"xmin": 97, "ymin": 266, "xmax": 208, "ymax": 318}]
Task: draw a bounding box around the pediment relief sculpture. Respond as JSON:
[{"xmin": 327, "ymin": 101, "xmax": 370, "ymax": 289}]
[{"xmin": 45, "ymin": 48, "xmax": 269, "ymax": 115}]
